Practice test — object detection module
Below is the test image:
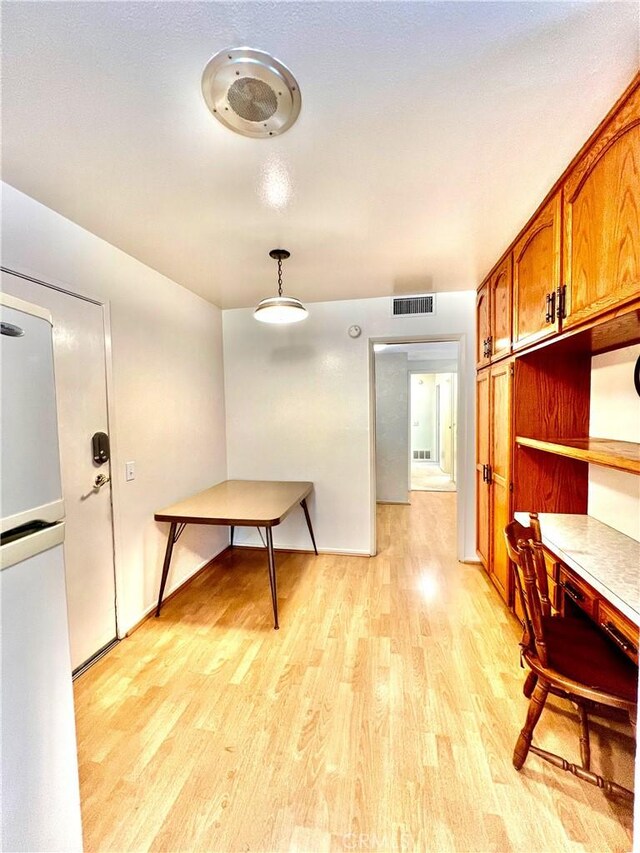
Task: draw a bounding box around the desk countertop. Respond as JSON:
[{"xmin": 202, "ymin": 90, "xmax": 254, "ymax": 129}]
[{"xmin": 514, "ymin": 512, "xmax": 639, "ymax": 627}]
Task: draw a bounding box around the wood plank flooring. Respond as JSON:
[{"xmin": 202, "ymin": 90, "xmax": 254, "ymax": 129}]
[{"xmin": 74, "ymin": 493, "xmax": 635, "ymax": 852}]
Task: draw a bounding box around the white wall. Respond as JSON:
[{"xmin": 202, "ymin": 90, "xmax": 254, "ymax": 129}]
[
  {"xmin": 223, "ymin": 292, "xmax": 476, "ymax": 559},
  {"xmin": 410, "ymin": 374, "xmax": 436, "ymax": 457},
  {"xmin": 1, "ymin": 183, "xmax": 228, "ymax": 632},
  {"xmin": 375, "ymin": 352, "xmax": 410, "ymax": 503},
  {"xmin": 588, "ymin": 343, "xmax": 640, "ymax": 542}
]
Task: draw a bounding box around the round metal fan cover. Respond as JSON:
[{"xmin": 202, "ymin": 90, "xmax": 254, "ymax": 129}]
[{"xmin": 201, "ymin": 48, "xmax": 301, "ymax": 138}]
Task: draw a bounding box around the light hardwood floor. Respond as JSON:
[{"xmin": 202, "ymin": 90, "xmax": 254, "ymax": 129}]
[{"xmin": 74, "ymin": 493, "xmax": 635, "ymax": 852}]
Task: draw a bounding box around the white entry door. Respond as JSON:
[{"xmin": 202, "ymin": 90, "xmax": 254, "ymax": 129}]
[{"xmin": 1, "ymin": 271, "xmax": 117, "ymax": 671}]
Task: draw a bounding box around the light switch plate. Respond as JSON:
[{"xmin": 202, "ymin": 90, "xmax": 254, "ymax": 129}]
[{"xmin": 125, "ymin": 461, "xmax": 135, "ymax": 481}]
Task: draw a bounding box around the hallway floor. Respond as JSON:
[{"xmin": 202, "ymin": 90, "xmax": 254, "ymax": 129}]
[
  {"xmin": 74, "ymin": 493, "xmax": 634, "ymax": 852},
  {"xmin": 411, "ymin": 461, "xmax": 456, "ymax": 492}
]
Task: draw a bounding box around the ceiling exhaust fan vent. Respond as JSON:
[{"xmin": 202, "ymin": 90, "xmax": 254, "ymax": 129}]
[
  {"xmin": 201, "ymin": 48, "xmax": 301, "ymax": 138},
  {"xmin": 391, "ymin": 294, "xmax": 435, "ymax": 317}
]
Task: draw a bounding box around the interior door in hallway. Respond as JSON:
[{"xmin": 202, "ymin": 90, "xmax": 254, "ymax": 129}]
[{"xmin": 1, "ymin": 271, "xmax": 117, "ymax": 671}]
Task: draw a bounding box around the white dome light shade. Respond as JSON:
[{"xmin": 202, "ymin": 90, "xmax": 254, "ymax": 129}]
[
  {"xmin": 254, "ymin": 295, "xmax": 308, "ymax": 324},
  {"xmin": 254, "ymin": 248, "xmax": 308, "ymax": 324}
]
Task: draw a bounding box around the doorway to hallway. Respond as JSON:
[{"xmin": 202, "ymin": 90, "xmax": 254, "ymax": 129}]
[
  {"xmin": 373, "ymin": 339, "xmax": 460, "ymax": 505},
  {"xmin": 409, "ymin": 370, "xmax": 457, "ymax": 492}
]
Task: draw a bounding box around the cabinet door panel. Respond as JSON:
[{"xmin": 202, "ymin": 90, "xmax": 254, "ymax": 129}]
[
  {"xmin": 476, "ymin": 282, "xmax": 491, "ymax": 368},
  {"xmin": 475, "ymin": 370, "xmax": 491, "ymax": 568},
  {"xmin": 489, "ymin": 361, "xmax": 512, "ymax": 603},
  {"xmin": 563, "ymin": 84, "xmax": 640, "ymax": 329},
  {"xmin": 489, "ymin": 256, "xmax": 512, "ymax": 360},
  {"xmin": 513, "ymin": 193, "xmax": 561, "ymax": 349}
]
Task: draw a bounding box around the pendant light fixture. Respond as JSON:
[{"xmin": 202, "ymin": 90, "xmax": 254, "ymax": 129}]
[{"xmin": 254, "ymin": 249, "xmax": 308, "ymax": 324}]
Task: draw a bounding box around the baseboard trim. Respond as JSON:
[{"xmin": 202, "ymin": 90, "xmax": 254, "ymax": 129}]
[
  {"xmin": 376, "ymin": 500, "xmax": 411, "ymax": 506},
  {"xmin": 124, "ymin": 545, "xmax": 232, "ymax": 637},
  {"xmin": 232, "ymin": 544, "xmax": 371, "ymax": 557}
]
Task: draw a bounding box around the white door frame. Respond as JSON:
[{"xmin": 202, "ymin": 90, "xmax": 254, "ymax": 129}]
[
  {"xmin": 1, "ymin": 265, "xmax": 124, "ymax": 640},
  {"xmin": 369, "ymin": 334, "xmax": 466, "ymax": 560}
]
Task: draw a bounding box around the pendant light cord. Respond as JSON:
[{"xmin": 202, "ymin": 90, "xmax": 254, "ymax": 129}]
[{"xmin": 277, "ymin": 257, "xmax": 283, "ymax": 297}]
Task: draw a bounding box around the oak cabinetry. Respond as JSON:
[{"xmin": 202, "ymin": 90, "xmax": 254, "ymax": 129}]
[
  {"xmin": 475, "ymin": 369, "xmax": 491, "ymax": 569},
  {"xmin": 476, "ymin": 72, "xmax": 640, "ymax": 634},
  {"xmin": 597, "ymin": 600, "xmax": 639, "ymax": 666},
  {"xmin": 512, "ymin": 193, "xmax": 561, "ymax": 349},
  {"xmin": 488, "ymin": 360, "xmax": 512, "ymax": 602},
  {"xmin": 562, "ymin": 81, "xmax": 640, "ymax": 330},
  {"xmin": 475, "ymin": 362, "xmax": 513, "ymax": 604},
  {"xmin": 488, "ymin": 255, "xmax": 512, "ymax": 360},
  {"xmin": 476, "ymin": 282, "xmax": 491, "ymax": 367}
]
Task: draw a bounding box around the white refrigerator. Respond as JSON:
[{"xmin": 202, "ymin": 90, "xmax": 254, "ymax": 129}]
[{"xmin": 1, "ymin": 292, "xmax": 83, "ymax": 851}]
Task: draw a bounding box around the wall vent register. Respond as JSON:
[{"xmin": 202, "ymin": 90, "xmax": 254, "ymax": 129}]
[
  {"xmin": 392, "ymin": 295, "xmax": 435, "ymax": 317},
  {"xmin": 412, "ymin": 449, "xmax": 432, "ymax": 460}
]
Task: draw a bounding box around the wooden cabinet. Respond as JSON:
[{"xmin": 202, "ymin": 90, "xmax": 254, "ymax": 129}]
[
  {"xmin": 562, "ymin": 81, "xmax": 640, "ymax": 329},
  {"xmin": 475, "ymin": 362, "xmax": 512, "ymax": 604},
  {"xmin": 476, "ymin": 281, "xmax": 491, "ymax": 368},
  {"xmin": 475, "ymin": 369, "xmax": 491, "ymax": 568},
  {"xmin": 476, "ymin": 258, "xmax": 512, "ymax": 367},
  {"xmin": 488, "ymin": 361, "xmax": 512, "ymax": 602},
  {"xmin": 488, "ymin": 256, "xmax": 512, "ymax": 360},
  {"xmin": 512, "ymin": 193, "xmax": 561, "ymax": 349}
]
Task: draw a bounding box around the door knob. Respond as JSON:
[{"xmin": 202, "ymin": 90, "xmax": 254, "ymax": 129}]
[{"xmin": 94, "ymin": 473, "xmax": 110, "ymax": 490}]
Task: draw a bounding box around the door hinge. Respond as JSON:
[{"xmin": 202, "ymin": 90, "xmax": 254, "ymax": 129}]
[
  {"xmin": 557, "ymin": 284, "xmax": 567, "ymax": 320},
  {"xmin": 509, "ymin": 363, "xmax": 514, "ymax": 376}
]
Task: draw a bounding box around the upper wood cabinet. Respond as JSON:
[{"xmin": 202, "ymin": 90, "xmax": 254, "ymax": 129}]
[
  {"xmin": 562, "ymin": 81, "xmax": 640, "ymax": 330},
  {"xmin": 476, "ymin": 281, "xmax": 491, "ymax": 368},
  {"xmin": 512, "ymin": 193, "xmax": 561, "ymax": 349},
  {"xmin": 489, "ymin": 255, "xmax": 512, "ymax": 360}
]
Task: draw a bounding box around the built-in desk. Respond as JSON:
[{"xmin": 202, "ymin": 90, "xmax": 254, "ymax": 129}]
[{"xmin": 514, "ymin": 512, "xmax": 639, "ymax": 664}]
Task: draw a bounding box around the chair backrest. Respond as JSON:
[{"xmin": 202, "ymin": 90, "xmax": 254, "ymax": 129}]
[{"xmin": 504, "ymin": 514, "xmax": 550, "ymax": 666}]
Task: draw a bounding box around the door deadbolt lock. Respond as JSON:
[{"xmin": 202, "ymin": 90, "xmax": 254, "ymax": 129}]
[{"xmin": 92, "ymin": 432, "xmax": 110, "ymax": 464}]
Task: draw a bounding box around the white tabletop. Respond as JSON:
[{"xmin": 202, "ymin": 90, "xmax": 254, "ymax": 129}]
[{"xmin": 514, "ymin": 512, "xmax": 640, "ymax": 627}]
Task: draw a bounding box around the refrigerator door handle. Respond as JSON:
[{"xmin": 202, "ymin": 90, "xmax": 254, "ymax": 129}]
[{"xmin": 0, "ymin": 522, "xmax": 65, "ymax": 572}]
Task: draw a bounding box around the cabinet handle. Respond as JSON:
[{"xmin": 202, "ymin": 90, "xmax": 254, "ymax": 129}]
[
  {"xmin": 560, "ymin": 579, "xmax": 584, "ymax": 603},
  {"xmin": 601, "ymin": 620, "xmax": 638, "ymax": 656},
  {"xmin": 545, "ymin": 291, "xmax": 556, "ymax": 324},
  {"xmin": 557, "ymin": 284, "xmax": 567, "ymax": 320},
  {"xmin": 485, "ymin": 464, "xmax": 492, "ymax": 483}
]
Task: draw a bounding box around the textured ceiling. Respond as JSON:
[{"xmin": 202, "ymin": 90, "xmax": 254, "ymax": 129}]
[{"xmin": 2, "ymin": 2, "xmax": 638, "ymax": 308}]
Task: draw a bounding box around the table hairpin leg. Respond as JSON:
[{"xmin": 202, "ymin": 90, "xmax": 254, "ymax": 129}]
[
  {"xmin": 155, "ymin": 521, "xmax": 187, "ymax": 617},
  {"xmin": 300, "ymin": 498, "xmax": 318, "ymax": 555},
  {"xmin": 265, "ymin": 526, "xmax": 279, "ymax": 630}
]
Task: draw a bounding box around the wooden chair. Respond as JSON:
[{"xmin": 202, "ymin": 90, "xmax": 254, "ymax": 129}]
[{"xmin": 504, "ymin": 514, "xmax": 637, "ymax": 800}]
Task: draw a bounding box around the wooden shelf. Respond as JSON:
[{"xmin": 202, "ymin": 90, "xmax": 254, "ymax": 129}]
[{"xmin": 515, "ymin": 436, "xmax": 640, "ymax": 475}]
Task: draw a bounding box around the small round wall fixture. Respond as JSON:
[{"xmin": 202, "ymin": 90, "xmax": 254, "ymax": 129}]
[
  {"xmin": 201, "ymin": 47, "xmax": 302, "ymax": 138},
  {"xmin": 254, "ymin": 249, "xmax": 308, "ymax": 325},
  {"xmin": 348, "ymin": 325, "xmax": 362, "ymax": 338}
]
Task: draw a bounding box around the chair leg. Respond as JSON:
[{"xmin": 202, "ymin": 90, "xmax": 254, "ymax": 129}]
[
  {"xmin": 513, "ymin": 679, "xmax": 549, "ymax": 770},
  {"xmin": 523, "ymin": 671, "xmax": 538, "ymax": 699},
  {"xmin": 577, "ymin": 704, "xmax": 591, "ymax": 771}
]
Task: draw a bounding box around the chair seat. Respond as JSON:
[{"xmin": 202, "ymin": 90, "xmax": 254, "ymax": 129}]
[{"xmin": 540, "ymin": 616, "xmax": 638, "ymax": 703}]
